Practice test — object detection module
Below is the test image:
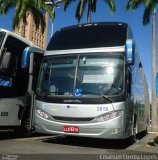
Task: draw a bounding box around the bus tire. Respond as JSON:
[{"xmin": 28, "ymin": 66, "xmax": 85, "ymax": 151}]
[
  {"xmin": 14, "ymin": 111, "xmax": 30, "ymax": 137},
  {"xmin": 141, "ymin": 127, "xmax": 148, "ymax": 137},
  {"xmin": 132, "ymin": 120, "xmax": 137, "ymax": 142},
  {"xmin": 128, "ymin": 117, "xmax": 138, "ymax": 144}
]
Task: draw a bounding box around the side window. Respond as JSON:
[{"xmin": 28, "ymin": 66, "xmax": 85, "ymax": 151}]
[
  {"xmin": 3, "ymin": 36, "xmax": 29, "ymax": 96},
  {"xmin": 3, "ymin": 36, "xmax": 28, "ymax": 74},
  {"xmin": 127, "ymin": 69, "xmax": 132, "ymax": 96}
]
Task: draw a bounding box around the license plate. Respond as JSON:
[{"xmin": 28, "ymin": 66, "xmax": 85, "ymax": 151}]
[{"xmin": 64, "ymin": 126, "xmax": 79, "ymax": 133}]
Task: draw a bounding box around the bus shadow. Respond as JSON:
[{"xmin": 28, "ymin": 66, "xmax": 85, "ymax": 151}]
[
  {"xmin": 41, "ymin": 131, "xmax": 147, "ymax": 150},
  {"xmin": 41, "ymin": 136, "xmax": 133, "ymax": 150},
  {"xmin": 0, "ymin": 130, "xmax": 49, "ymax": 140},
  {"xmin": 0, "ymin": 130, "xmax": 18, "ymax": 140}
]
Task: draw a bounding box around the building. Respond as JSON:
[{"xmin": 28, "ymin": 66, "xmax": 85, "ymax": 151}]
[{"xmin": 15, "ymin": 12, "xmax": 49, "ymax": 49}]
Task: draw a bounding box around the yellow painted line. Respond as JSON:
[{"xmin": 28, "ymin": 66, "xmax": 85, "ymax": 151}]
[
  {"xmin": 147, "ymin": 141, "xmax": 156, "ymax": 146},
  {"xmin": 153, "ymin": 134, "xmax": 158, "ymax": 142},
  {"xmin": 146, "ymin": 144, "xmax": 151, "ymax": 147},
  {"xmin": 148, "ymin": 132, "xmax": 158, "ymax": 134},
  {"xmin": 147, "ymin": 132, "xmax": 158, "ymax": 146}
]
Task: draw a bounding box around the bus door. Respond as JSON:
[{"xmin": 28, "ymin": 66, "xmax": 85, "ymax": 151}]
[
  {"xmin": 21, "ymin": 47, "xmax": 44, "ymax": 131},
  {"xmin": 29, "ymin": 52, "xmax": 44, "ymax": 130}
]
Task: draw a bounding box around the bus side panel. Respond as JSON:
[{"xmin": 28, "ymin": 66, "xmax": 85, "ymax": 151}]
[
  {"xmin": 0, "ymin": 96, "xmax": 28, "ymax": 126},
  {"xmin": 131, "ymin": 50, "xmax": 146, "ymax": 134}
]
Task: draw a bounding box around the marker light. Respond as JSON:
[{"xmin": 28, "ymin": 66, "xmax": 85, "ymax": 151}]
[{"xmin": 125, "ymin": 39, "xmax": 135, "ymax": 65}]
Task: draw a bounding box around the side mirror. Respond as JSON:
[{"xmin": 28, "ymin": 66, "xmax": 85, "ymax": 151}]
[
  {"xmin": 125, "ymin": 39, "xmax": 135, "ymax": 65},
  {"xmin": 0, "ymin": 51, "xmax": 12, "ymax": 70},
  {"xmin": 21, "ymin": 47, "xmax": 32, "ymax": 68},
  {"xmin": 156, "ymin": 73, "xmax": 158, "ymax": 97},
  {"xmin": 21, "ymin": 47, "xmax": 44, "ymax": 68}
]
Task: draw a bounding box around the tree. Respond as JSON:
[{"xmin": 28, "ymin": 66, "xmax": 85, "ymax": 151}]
[
  {"xmin": 126, "ymin": 0, "xmax": 158, "ymax": 131},
  {"xmin": 0, "ymin": 0, "xmax": 60, "ymax": 36},
  {"xmin": 64, "ymin": 0, "xmax": 115, "ymax": 23}
]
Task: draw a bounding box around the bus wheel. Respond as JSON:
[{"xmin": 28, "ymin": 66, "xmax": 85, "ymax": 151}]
[
  {"xmin": 132, "ymin": 122, "xmax": 137, "ymax": 142},
  {"xmin": 21, "ymin": 115, "xmax": 30, "ymax": 133},
  {"xmin": 14, "ymin": 115, "xmax": 30, "ymax": 137},
  {"xmin": 141, "ymin": 127, "xmax": 148, "ymax": 137},
  {"xmin": 128, "ymin": 120, "xmax": 138, "ymax": 144}
]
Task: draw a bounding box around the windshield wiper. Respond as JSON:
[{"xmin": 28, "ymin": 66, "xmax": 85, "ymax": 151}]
[{"xmin": 83, "ymin": 91, "xmax": 115, "ymax": 111}]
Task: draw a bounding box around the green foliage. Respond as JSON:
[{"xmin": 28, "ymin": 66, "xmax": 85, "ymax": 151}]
[
  {"xmin": 126, "ymin": 0, "xmax": 158, "ymax": 25},
  {"xmin": 64, "ymin": 0, "xmax": 116, "ymax": 23},
  {"xmin": 126, "ymin": 0, "xmax": 144, "ymax": 11},
  {"xmin": 64, "ymin": 0, "xmax": 75, "ymax": 11},
  {"xmin": 103, "ymin": 0, "xmax": 115, "ymax": 13},
  {"xmin": 0, "ymin": 0, "xmax": 56, "ymax": 34}
]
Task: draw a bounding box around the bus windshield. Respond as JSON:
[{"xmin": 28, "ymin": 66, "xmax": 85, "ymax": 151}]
[
  {"xmin": 37, "ymin": 53, "xmax": 124, "ymax": 96},
  {"xmin": 0, "ymin": 31, "xmax": 5, "ymax": 47}
]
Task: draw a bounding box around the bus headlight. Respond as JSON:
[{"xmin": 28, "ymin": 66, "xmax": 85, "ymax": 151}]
[
  {"xmin": 35, "ymin": 108, "xmax": 53, "ymax": 120},
  {"xmin": 93, "ymin": 110, "xmax": 123, "ymax": 122}
]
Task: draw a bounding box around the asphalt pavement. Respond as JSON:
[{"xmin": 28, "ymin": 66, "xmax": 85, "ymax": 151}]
[
  {"xmin": 0, "ymin": 131, "xmax": 158, "ymax": 160},
  {"xmin": 127, "ymin": 132, "xmax": 158, "ymax": 154}
]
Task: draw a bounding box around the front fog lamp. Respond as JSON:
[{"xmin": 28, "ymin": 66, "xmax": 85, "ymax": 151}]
[
  {"xmin": 36, "ymin": 108, "xmax": 52, "ymax": 120},
  {"xmin": 93, "ymin": 110, "xmax": 123, "ymax": 122}
]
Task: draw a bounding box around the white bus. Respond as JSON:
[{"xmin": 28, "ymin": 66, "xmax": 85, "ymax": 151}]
[
  {"xmin": 0, "ymin": 28, "xmax": 44, "ymax": 134},
  {"xmin": 34, "ymin": 22, "xmax": 147, "ymax": 141}
]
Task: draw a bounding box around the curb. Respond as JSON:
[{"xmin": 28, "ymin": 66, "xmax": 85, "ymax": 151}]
[{"xmin": 147, "ymin": 132, "xmax": 158, "ymax": 146}]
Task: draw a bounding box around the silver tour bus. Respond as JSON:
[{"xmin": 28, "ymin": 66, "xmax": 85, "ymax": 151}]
[
  {"xmin": 0, "ymin": 28, "xmax": 44, "ymax": 134},
  {"xmin": 34, "ymin": 22, "xmax": 147, "ymax": 141}
]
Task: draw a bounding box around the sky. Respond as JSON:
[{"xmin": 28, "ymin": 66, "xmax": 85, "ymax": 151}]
[{"xmin": 0, "ymin": 0, "xmax": 158, "ymax": 96}]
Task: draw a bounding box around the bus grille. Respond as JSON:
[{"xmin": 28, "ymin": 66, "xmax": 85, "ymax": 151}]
[{"xmin": 52, "ymin": 116, "xmax": 94, "ymax": 122}]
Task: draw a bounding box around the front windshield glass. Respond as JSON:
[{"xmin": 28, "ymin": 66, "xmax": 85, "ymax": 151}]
[
  {"xmin": 37, "ymin": 53, "xmax": 124, "ymax": 96},
  {"xmin": 37, "ymin": 55, "xmax": 77, "ymax": 96},
  {"xmin": 0, "ymin": 31, "xmax": 5, "ymax": 47}
]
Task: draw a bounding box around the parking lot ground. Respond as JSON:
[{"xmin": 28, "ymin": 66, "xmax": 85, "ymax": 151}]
[
  {"xmin": 127, "ymin": 132, "xmax": 158, "ymax": 154},
  {"xmin": 0, "ymin": 131, "xmax": 158, "ymax": 160},
  {"xmin": 147, "ymin": 132, "xmax": 158, "ymax": 146}
]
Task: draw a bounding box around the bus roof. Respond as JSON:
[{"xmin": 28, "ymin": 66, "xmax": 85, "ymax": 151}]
[
  {"xmin": 47, "ymin": 22, "xmax": 129, "ymax": 51},
  {"xmin": 0, "ymin": 28, "xmax": 37, "ymax": 47},
  {"xmin": 57, "ymin": 22, "xmax": 128, "ymax": 31}
]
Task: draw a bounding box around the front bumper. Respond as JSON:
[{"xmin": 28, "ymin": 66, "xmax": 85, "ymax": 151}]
[{"xmin": 34, "ymin": 114, "xmax": 127, "ymax": 139}]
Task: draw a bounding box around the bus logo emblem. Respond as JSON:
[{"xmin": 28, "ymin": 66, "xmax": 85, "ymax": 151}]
[{"xmin": 64, "ymin": 100, "xmax": 82, "ymax": 103}]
